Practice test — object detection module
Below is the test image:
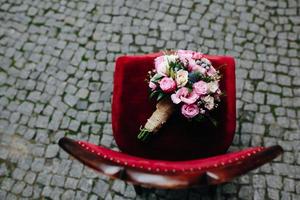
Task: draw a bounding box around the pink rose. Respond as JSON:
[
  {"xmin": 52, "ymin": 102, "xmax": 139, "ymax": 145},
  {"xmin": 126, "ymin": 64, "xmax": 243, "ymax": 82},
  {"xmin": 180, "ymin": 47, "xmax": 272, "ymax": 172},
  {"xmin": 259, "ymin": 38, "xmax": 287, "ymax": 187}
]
[
  {"xmin": 149, "ymin": 82, "xmax": 157, "ymax": 91},
  {"xmin": 181, "ymin": 104, "xmax": 199, "ymax": 118},
  {"xmin": 177, "ymin": 50, "xmax": 194, "ymax": 57},
  {"xmin": 193, "ymin": 81, "xmax": 208, "ymax": 96},
  {"xmin": 177, "ymin": 50, "xmax": 194, "ymax": 69},
  {"xmin": 159, "ymin": 77, "xmax": 176, "ymax": 93},
  {"xmin": 171, "ymin": 87, "xmax": 199, "ymax": 105},
  {"xmin": 155, "ymin": 56, "xmax": 169, "ymax": 76}
]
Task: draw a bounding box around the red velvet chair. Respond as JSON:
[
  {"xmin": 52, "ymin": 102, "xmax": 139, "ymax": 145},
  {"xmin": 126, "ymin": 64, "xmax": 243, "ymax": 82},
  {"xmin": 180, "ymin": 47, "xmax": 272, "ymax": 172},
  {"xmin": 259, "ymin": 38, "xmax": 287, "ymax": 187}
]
[{"xmin": 59, "ymin": 52, "xmax": 283, "ymax": 190}]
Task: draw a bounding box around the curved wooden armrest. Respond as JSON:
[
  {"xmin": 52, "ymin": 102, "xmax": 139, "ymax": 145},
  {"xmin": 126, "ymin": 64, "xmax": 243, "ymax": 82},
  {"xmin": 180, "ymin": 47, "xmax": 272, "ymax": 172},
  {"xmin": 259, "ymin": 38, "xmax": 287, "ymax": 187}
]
[{"xmin": 58, "ymin": 137, "xmax": 283, "ymax": 189}]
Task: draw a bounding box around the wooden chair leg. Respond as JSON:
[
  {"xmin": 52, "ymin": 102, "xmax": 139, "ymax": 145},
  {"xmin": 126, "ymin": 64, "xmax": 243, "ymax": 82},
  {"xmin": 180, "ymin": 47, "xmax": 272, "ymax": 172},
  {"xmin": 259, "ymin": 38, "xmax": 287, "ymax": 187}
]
[{"xmin": 134, "ymin": 185, "xmax": 143, "ymax": 195}]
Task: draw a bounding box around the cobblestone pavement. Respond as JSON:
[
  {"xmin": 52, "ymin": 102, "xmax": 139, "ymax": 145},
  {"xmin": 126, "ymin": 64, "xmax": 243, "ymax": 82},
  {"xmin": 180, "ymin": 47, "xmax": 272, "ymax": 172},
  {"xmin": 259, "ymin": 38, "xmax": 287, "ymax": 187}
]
[{"xmin": 0, "ymin": 0, "xmax": 299, "ymax": 199}]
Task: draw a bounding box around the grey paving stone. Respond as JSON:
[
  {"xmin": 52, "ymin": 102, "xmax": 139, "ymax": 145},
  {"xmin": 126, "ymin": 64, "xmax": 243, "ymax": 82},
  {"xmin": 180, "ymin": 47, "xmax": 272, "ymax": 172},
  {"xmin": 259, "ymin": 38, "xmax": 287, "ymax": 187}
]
[
  {"xmin": 18, "ymin": 102, "xmax": 34, "ymax": 116},
  {"xmin": 35, "ymin": 116, "xmax": 49, "ymax": 129},
  {"xmin": 69, "ymin": 120, "xmax": 80, "ymax": 132},
  {"xmin": 36, "ymin": 173, "xmax": 52, "ymax": 186},
  {"xmin": 31, "ymin": 158, "xmax": 45, "ymax": 172},
  {"xmin": 267, "ymin": 93, "xmax": 281, "ymax": 106},
  {"xmin": 22, "ymin": 185, "xmax": 33, "ymax": 197},
  {"xmin": 64, "ymin": 94, "xmax": 79, "ymax": 107},
  {"xmin": 75, "ymin": 190, "xmax": 88, "ymax": 200},
  {"xmin": 65, "ymin": 177, "xmax": 78, "ymax": 189},
  {"xmin": 45, "ymin": 144, "xmax": 59, "ymax": 158},
  {"xmin": 112, "ymin": 180, "xmax": 126, "ymax": 194},
  {"xmin": 61, "ymin": 190, "xmax": 75, "ymax": 200},
  {"xmin": 0, "ymin": 163, "xmax": 8, "ymax": 177},
  {"xmin": 77, "ymin": 88, "xmax": 89, "ymax": 99},
  {"xmin": 69, "ymin": 163, "xmax": 83, "ymax": 178},
  {"xmin": 1, "ymin": 178, "xmax": 15, "ymax": 191},
  {"xmin": 283, "ymin": 178, "xmax": 295, "ymax": 192},
  {"xmin": 24, "ymin": 171, "xmax": 36, "ymax": 184},
  {"xmin": 78, "ymin": 178, "xmax": 93, "ymax": 192},
  {"xmin": 51, "ymin": 175, "xmax": 65, "ymax": 187},
  {"xmin": 12, "ymin": 168, "xmax": 26, "ymax": 180},
  {"xmin": 92, "ymin": 180, "xmax": 109, "ymax": 199},
  {"xmin": 11, "ymin": 181, "xmax": 26, "ymax": 194},
  {"xmin": 267, "ymin": 188, "xmax": 280, "ymax": 199}
]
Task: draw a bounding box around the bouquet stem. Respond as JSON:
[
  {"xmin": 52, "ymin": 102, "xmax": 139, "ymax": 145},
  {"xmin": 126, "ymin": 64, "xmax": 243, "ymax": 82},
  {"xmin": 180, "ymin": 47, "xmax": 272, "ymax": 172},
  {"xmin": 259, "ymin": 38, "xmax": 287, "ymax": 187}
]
[{"xmin": 137, "ymin": 98, "xmax": 175, "ymax": 141}]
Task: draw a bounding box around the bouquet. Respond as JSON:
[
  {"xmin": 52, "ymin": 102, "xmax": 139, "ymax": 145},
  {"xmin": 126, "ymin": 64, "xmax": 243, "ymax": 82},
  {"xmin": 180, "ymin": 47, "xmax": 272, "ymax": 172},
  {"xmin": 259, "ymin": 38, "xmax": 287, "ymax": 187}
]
[{"xmin": 138, "ymin": 50, "xmax": 222, "ymax": 141}]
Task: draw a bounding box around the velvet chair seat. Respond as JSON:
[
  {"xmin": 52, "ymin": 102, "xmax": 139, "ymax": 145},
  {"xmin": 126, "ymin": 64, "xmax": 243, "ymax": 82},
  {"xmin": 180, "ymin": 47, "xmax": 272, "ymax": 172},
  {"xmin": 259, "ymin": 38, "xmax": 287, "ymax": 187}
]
[{"xmin": 59, "ymin": 52, "xmax": 283, "ymax": 189}]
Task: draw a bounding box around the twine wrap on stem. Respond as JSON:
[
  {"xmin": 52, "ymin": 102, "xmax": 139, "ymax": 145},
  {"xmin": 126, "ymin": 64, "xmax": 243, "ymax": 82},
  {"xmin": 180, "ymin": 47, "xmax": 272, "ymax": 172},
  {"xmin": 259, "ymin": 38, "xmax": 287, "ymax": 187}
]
[{"xmin": 137, "ymin": 98, "xmax": 175, "ymax": 141}]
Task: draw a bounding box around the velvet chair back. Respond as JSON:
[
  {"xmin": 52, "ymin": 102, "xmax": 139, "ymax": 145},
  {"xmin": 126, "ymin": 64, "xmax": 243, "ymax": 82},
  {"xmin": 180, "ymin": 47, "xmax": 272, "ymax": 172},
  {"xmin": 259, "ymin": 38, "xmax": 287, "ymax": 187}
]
[{"xmin": 112, "ymin": 53, "xmax": 236, "ymax": 161}]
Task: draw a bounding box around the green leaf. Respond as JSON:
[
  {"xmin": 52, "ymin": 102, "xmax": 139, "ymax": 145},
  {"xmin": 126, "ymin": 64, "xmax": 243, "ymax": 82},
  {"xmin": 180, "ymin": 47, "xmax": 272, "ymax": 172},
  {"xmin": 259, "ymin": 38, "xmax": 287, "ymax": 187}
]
[
  {"xmin": 207, "ymin": 115, "xmax": 218, "ymax": 126},
  {"xmin": 157, "ymin": 93, "xmax": 165, "ymax": 101},
  {"xmin": 149, "ymin": 90, "xmax": 158, "ymax": 99},
  {"xmin": 194, "ymin": 115, "xmax": 205, "ymax": 122},
  {"xmin": 169, "ymin": 68, "xmax": 175, "ymax": 79},
  {"xmin": 151, "ymin": 74, "xmax": 163, "ymax": 82}
]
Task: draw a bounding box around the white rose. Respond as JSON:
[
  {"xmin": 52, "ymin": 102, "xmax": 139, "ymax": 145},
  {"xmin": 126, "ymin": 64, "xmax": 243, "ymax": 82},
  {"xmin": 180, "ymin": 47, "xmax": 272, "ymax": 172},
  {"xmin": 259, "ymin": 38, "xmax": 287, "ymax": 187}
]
[
  {"xmin": 202, "ymin": 95, "xmax": 214, "ymax": 110},
  {"xmin": 207, "ymin": 81, "xmax": 219, "ymax": 93},
  {"xmin": 155, "ymin": 56, "xmax": 170, "ymax": 76},
  {"xmin": 175, "ymin": 69, "xmax": 189, "ymax": 88}
]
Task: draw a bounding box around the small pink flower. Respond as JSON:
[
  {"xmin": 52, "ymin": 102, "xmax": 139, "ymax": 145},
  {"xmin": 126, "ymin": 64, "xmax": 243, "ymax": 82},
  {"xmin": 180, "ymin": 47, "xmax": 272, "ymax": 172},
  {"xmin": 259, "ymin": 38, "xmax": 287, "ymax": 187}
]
[
  {"xmin": 149, "ymin": 81, "xmax": 157, "ymax": 91},
  {"xmin": 193, "ymin": 81, "xmax": 208, "ymax": 96},
  {"xmin": 192, "ymin": 52, "xmax": 203, "ymax": 60},
  {"xmin": 159, "ymin": 77, "xmax": 176, "ymax": 93},
  {"xmin": 214, "ymin": 89, "xmax": 222, "ymax": 101},
  {"xmin": 171, "ymin": 87, "xmax": 199, "ymax": 105},
  {"xmin": 201, "ymin": 57, "xmax": 211, "ymax": 65},
  {"xmin": 181, "ymin": 104, "xmax": 199, "ymax": 118},
  {"xmin": 154, "ymin": 56, "xmax": 169, "ymax": 76},
  {"xmin": 207, "ymin": 67, "xmax": 217, "ymax": 76},
  {"xmin": 191, "ymin": 65, "xmax": 206, "ymax": 74}
]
